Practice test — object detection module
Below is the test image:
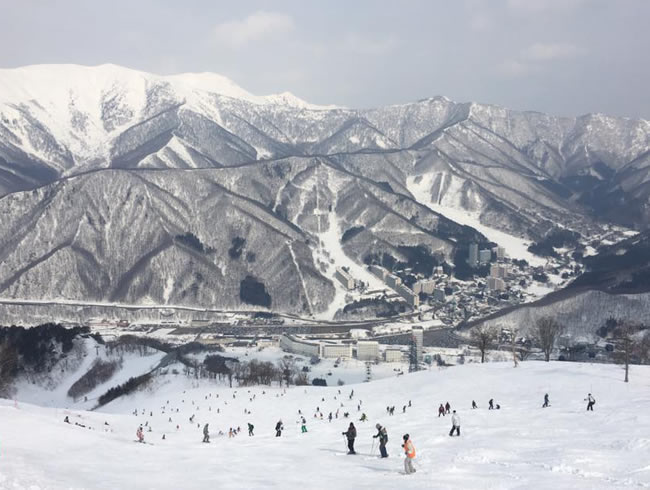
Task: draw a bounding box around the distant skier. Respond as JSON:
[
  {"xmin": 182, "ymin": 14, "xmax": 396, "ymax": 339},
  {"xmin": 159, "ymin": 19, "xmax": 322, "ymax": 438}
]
[
  {"xmin": 360, "ymin": 413, "xmax": 368, "ymax": 422},
  {"xmin": 543, "ymin": 393, "xmax": 550, "ymax": 408},
  {"xmin": 438, "ymin": 404, "xmax": 446, "ymax": 417},
  {"xmin": 275, "ymin": 420, "xmax": 284, "ymax": 437},
  {"xmin": 136, "ymin": 426, "xmax": 144, "ymax": 443},
  {"xmin": 373, "ymin": 423, "xmax": 389, "ymax": 458},
  {"xmin": 445, "ymin": 402, "xmax": 451, "ymax": 414},
  {"xmin": 64, "ymin": 416, "xmax": 70, "ymax": 424},
  {"xmin": 449, "ymin": 410, "xmax": 460, "ymax": 437},
  {"xmin": 301, "ymin": 417, "xmax": 308, "ymax": 433},
  {"xmin": 488, "ymin": 399, "xmax": 494, "ymax": 410},
  {"xmin": 472, "ymin": 400, "xmax": 478, "ymax": 409},
  {"xmin": 586, "ymin": 393, "xmax": 595, "ymax": 411},
  {"xmin": 248, "ymin": 423, "xmax": 254, "ymax": 436},
  {"xmin": 402, "ymin": 434, "xmax": 416, "ymax": 474},
  {"xmin": 343, "ymin": 422, "xmax": 357, "ymax": 454},
  {"xmin": 203, "ymin": 423, "xmax": 210, "ymax": 443}
]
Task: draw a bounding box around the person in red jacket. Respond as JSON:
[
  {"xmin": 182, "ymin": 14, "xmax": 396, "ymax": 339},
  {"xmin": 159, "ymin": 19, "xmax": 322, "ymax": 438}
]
[
  {"xmin": 402, "ymin": 434, "xmax": 416, "ymax": 474},
  {"xmin": 136, "ymin": 426, "xmax": 144, "ymax": 443}
]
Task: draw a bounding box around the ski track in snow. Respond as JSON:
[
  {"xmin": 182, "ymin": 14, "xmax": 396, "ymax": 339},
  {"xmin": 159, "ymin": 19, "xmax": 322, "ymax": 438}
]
[{"xmin": 1, "ymin": 359, "xmax": 650, "ymax": 489}]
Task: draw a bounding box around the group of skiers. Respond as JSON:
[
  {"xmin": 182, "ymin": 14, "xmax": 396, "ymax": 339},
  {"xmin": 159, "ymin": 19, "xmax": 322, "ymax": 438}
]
[{"xmin": 121, "ymin": 385, "xmax": 598, "ymax": 477}]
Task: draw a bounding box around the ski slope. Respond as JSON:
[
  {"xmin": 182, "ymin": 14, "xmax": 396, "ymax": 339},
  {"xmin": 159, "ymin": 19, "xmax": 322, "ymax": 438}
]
[{"xmin": 1, "ymin": 362, "xmax": 649, "ymax": 489}]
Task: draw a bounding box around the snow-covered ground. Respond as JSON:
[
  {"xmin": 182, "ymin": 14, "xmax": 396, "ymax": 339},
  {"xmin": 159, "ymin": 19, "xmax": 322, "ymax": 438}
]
[{"xmin": 2, "ymin": 361, "xmax": 649, "ymax": 489}]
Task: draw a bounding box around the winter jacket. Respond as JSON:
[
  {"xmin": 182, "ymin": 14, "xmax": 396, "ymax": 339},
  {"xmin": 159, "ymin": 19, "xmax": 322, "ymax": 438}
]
[
  {"xmin": 344, "ymin": 426, "xmax": 357, "ymax": 440},
  {"xmin": 403, "ymin": 439, "xmax": 416, "ymax": 459},
  {"xmin": 588, "ymin": 395, "xmax": 595, "ymax": 403},
  {"xmin": 374, "ymin": 427, "xmax": 388, "ymax": 443},
  {"xmin": 452, "ymin": 414, "xmax": 460, "ymax": 426}
]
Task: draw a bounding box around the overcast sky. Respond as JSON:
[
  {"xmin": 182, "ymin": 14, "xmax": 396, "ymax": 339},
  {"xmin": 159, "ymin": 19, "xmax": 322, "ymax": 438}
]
[{"xmin": 1, "ymin": 0, "xmax": 649, "ymax": 118}]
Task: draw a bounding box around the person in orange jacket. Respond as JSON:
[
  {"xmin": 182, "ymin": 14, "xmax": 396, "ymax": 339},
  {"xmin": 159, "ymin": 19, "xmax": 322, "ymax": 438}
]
[{"xmin": 402, "ymin": 434, "xmax": 416, "ymax": 474}]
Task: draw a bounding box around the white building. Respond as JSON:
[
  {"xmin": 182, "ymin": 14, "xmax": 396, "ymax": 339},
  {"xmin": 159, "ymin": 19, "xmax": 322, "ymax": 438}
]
[
  {"xmin": 320, "ymin": 343, "xmax": 353, "ymax": 359},
  {"xmin": 479, "ymin": 249, "xmax": 492, "ymax": 265},
  {"xmin": 490, "ymin": 264, "xmax": 509, "ymax": 279},
  {"xmin": 487, "ymin": 276, "xmax": 506, "ymax": 291},
  {"xmin": 357, "ymin": 340, "xmax": 380, "ymax": 361},
  {"xmin": 412, "ymin": 327, "xmax": 424, "ymax": 363},
  {"xmin": 279, "ymin": 334, "xmax": 320, "ymax": 357},
  {"xmin": 413, "ymin": 279, "xmax": 436, "ymax": 295},
  {"xmin": 335, "ymin": 267, "xmax": 355, "ymax": 290},
  {"xmin": 384, "ymin": 348, "xmax": 405, "ymax": 362}
]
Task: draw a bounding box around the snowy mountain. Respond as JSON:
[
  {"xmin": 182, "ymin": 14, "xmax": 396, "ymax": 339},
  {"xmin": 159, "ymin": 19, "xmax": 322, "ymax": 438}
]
[{"xmin": 1, "ymin": 64, "xmax": 649, "ymax": 317}]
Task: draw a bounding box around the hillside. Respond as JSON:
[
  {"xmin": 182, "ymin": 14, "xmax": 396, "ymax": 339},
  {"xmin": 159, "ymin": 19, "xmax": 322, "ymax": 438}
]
[{"xmin": 1, "ymin": 361, "xmax": 649, "ymax": 489}]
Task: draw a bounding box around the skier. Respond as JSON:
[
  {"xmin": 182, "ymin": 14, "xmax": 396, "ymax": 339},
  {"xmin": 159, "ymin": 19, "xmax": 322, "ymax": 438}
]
[
  {"xmin": 472, "ymin": 400, "xmax": 478, "ymax": 409},
  {"xmin": 402, "ymin": 434, "xmax": 416, "ymax": 474},
  {"xmin": 301, "ymin": 417, "xmax": 308, "ymax": 433},
  {"xmin": 543, "ymin": 393, "xmax": 550, "ymax": 408},
  {"xmin": 586, "ymin": 393, "xmax": 596, "ymax": 411},
  {"xmin": 438, "ymin": 404, "xmax": 446, "ymax": 417},
  {"xmin": 449, "ymin": 410, "xmax": 460, "ymax": 437},
  {"xmin": 373, "ymin": 423, "xmax": 389, "ymax": 458},
  {"xmin": 360, "ymin": 413, "xmax": 368, "ymax": 422},
  {"xmin": 488, "ymin": 398, "xmax": 494, "ymax": 410},
  {"xmin": 136, "ymin": 426, "xmax": 144, "ymax": 443},
  {"xmin": 445, "ymin": 401, "xmax": 451, "ymax": 414},
  {"xmin": 275, "ymin": 420, "xmax": 284, "ymax": 437},
  {"xmin": 328, "ymin": 412, "xmax": 333, "ymax": 423},
  {"xmin": 248, "ymin": 423, "xmax": 254, "ymax": 436},
  {"xmin": 64, "ymin": 416, "xmax": 70, "ymax": 424},
  {"xmin": 203, "ymin": 423, "xmax": 210, "ymax": 443},
  {"xmin": 343, "ymin": 422, "xmax": 357, "ymax": 454}
]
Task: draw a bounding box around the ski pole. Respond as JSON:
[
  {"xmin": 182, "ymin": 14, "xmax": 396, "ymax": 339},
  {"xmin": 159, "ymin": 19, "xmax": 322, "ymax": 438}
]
[{"xmin": 370, "ymin": 438, "xmax": 376, "ymax": 455}]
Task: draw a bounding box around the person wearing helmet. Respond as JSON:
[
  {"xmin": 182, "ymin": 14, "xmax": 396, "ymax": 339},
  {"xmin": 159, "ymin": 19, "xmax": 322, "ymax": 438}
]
[
  {"xmin": 402, "ymin": 434, "xmax": 416, "ymax": 474},
  {"xmin": 373, "ymin": 423, "xmax": 389, "ymax": 458}
]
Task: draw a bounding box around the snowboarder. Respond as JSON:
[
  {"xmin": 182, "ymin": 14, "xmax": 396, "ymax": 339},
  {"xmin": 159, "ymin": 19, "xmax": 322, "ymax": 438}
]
[
  {"xmin": 402, "ymin": 434, "xmax": 416, "ymax": 474},
  {"xmin": 343, "ymin": 423, "xmax": 357, "ymax": 454},
  {"xmin": 136, "ymin": 426, "xmax": 144, "ymax": 443},
  {"xmin": 543, "ymin": 393, "xmax": 550, "ymax": 408},
  {"xmin": 472, "ymin": 400, "xmax": 478, "ymax": 409},
  {"xmin": 373, "ymin": 423, "xmax": 389, "ymax": 458},
  {"xmin": 586, "ymin": 393, "xmax": 595, "ymax": 411},
  {"xmin": 449, "ymin": 410, "xmax": 460, "ymax": 436},
  {"xmin": 438, "ymin": 404, "xmax": 445, "ymax": 417},
  {"xmin": 203, "ymin": 423, "xmax": 210, "ymax": 443},
  {"xmin": 64, "ymin": 416, "xmax": 70, "ymax": 424},
  {"xmin": 488, "ymin": 399, "xmax": 494, "ymax": 410},
  {"xmin": 275, "ymin": 420, "xmax": 284, "ymax": 437},
  {"xmin": 301, "ymin": 417, "xmax": 308, "ymax": 433},
  {"xmin": 248, "ymin": 423, "xmax": 254, "ymax": 436}
]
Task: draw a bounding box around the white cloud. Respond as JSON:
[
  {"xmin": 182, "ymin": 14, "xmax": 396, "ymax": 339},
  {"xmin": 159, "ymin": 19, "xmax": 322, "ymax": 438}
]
[
  {"xmin": 213, "ymin": 11, "xmax": 294, "ymax": 47},
  {"xmin": 496, "ymin": 59, "xmax": 539, "ymax": 78},
  {"xmin": 522, "ymin": 42, "xmax": 586, "ymax": 61},
  {"xmin": 341, "ymin": 34, "xmax": 400, "ymax": 56}
]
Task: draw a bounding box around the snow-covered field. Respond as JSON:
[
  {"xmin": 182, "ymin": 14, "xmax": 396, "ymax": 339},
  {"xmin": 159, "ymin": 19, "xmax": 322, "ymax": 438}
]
[{"xmin": 1, "ymin": 362, "xmax": 649, "ymax": 489}]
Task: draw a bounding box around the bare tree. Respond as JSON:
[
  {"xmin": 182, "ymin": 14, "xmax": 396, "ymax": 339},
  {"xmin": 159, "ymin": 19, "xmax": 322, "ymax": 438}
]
[
  {"xmin": 612, "ymin": 321, "xmax": 647, "ymax": 383},
  {"xmin": 0, "ymin": 342, "xmax": 17, "ymax": 397},
  {"xmin": 277, "ymin": 358, "xmax": 296, "ymax": 387},
  {"xmin": 470, "ymin": 326, "xmax": 498, "ymax": 363},
  {"xmin": 510, "ymin": 328, "xmax": 519, "ymax": 368},
  {"xmin": 535, "ymin": 317, "xmax": 564, "ymax": 362}
]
